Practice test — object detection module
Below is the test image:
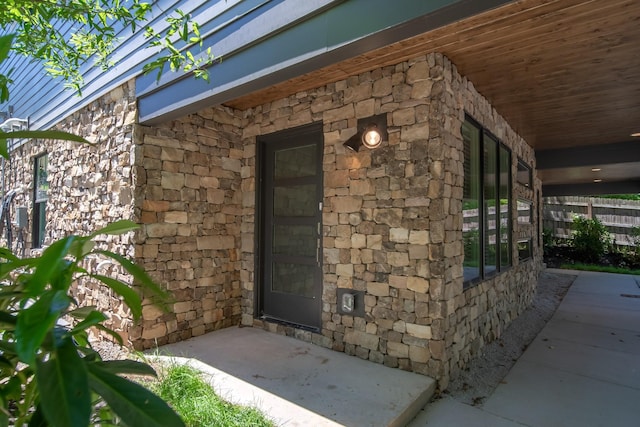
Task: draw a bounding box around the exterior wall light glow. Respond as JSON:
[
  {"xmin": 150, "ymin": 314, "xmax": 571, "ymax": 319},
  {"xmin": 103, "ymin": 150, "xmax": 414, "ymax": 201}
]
[
  {"xmin": 362, "ymin": 124, "xmax": 383, "ymax": 149},
  {"xmin": 343, "ymin": 114, "xmax": 388, "ymax": 152}
]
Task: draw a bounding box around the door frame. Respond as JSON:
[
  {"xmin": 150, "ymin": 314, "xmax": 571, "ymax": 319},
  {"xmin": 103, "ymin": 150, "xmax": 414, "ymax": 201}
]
[{"xmin": 255, "ymin": 122, "xmax": 324, "ymax": 331}]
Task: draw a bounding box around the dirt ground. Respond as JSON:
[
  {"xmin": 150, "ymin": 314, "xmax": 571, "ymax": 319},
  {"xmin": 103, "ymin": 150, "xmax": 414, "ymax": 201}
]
[{"xmin": 441, "ymin": 269, "xmax": 576, "ymax": 406}]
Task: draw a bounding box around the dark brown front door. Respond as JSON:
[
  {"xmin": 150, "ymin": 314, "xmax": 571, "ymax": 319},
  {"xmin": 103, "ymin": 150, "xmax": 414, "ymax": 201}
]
[{"xmin": 258, "ymin": 123, "xmax": 323, "ymax": 330}]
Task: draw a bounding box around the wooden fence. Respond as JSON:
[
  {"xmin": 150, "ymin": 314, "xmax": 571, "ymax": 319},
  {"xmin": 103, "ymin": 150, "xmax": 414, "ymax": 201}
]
[{"xmin": 543, "ymin": 196, "xmax": 640, "ymax": 246}]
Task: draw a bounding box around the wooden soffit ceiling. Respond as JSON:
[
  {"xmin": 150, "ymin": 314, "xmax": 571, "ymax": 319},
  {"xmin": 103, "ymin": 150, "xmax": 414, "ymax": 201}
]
[{"xmin": 226, "ymin": 0, "xmax": 640, "ymax": 155}]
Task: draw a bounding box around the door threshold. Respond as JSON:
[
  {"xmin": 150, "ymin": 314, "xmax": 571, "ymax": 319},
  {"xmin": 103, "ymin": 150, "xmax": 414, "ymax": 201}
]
[{"xmin": 260, "ymin": 315, "xmax": 320, "ymax": 333}]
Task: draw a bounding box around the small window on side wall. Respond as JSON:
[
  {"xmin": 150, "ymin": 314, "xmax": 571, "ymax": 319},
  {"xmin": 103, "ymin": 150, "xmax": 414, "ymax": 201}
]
[
  {"xmin": 517, "ymin": 199, "xmax": 533, "ymax": 224},
  {"xmin": 518, "ymin": 239, "xmax": 532, "ymax": 261},
  {"xmin": 517, "ymin": 159, "xmax": 532, "ymax": 188},
  {"xmin": 33, "ymin": 154, "xmax": 48, "ymax": 248}
]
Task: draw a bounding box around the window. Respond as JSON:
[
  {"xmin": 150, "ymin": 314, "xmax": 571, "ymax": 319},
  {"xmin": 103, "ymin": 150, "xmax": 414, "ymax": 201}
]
[
  {"xmin": 518, "ymin": 239, "xmax": 532, "ymax": 261},
  {"xmin": 33, "ymin": 154, "xmax": 48, "ymax": 248},
  {"xmin": 517, "ymin": 159, "xmax": 532, "ymax": 188},
  {"xmin": 462, "ymin": 117, "xmax": 512, "ymax": 285},
  {"xmin": 517, "ymin": 199, "xmax": 533, "ymax": 224}
]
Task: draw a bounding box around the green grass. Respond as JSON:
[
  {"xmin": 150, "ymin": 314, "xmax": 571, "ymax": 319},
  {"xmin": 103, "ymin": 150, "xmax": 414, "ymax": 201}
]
[
  {"xmin": 559, "ymin": 262, "xmax": 640, "ymax": 276},
  {"xmin": 148, "ymin": 364, "xmax": 275, "ymax": 427}
]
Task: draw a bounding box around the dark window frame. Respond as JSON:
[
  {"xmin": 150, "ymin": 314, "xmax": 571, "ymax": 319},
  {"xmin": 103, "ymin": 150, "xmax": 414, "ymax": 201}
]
[
  {"xmin": 33, "ymin": 153, "xmax": 48, "ymax": 249},
  {"xmin": 462, "ymin": 115, "xmax": 512, "ymax": 288},
  {"xmin": 517, "ymin": 158, "xmax": 533, "ymax": 188}
]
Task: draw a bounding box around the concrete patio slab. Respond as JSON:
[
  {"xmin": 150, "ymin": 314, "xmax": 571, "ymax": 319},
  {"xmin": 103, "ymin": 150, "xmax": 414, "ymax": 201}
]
[
  {"xmin": 519, "ymin": 335, "xmax": 640, "ymax": 388},
  {"xmin": 541, "ymin": 318, "xmax": 640, "ymax": 354},
  {"xmin": 409, "ymin": 397, "xmax": 525, "ymax": 427},
  {"xmin": 155, "ymin": 327, "xmax": 435, "ymax": 427},
  {"xmin": 410, "ymin": 269, "xmax": 640, "ymax": 427},
  {"xmin": 482, "ymin": 359, "xmax": 640, "ymax": 427}
]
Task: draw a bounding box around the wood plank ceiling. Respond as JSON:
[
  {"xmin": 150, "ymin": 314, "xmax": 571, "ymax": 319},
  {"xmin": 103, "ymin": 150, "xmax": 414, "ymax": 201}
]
[{"xmin": 225, "ymin": 0, "xmax": 640, "ymax": 194}]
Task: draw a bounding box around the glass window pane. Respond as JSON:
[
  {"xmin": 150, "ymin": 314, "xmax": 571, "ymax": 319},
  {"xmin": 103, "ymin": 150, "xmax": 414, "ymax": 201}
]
[
  {"xmin": 517, "ymin": 159, "xmax": 532, "ymax": 188},
  {"xmin": 517, "ymin": 199, "xmax": 533, "ymax": 224},
  {"xmin": 274, "ymin": 144, "xmax": 316, "ymax": 179},
  {"xmin": 518, "ymin": 239, "xmax": 532, "ymax": 261},
  {"xmin": 499, "ymin": 145, "xmax": 511, "ymax": 269},
  {"xmin": 273, "ymin": 184, "xmax": 316, "ymax": 217},
  {"xmin": 462, "ymin": 121, "xmax": 481, "ymax": 282},
  {"xmin": 484, "ymin": 135, "xmax": 498, "ymax": 275},
  {"xmin": 272, "ymin": 262, "xmax": 315, "ymax": 298},
  {"xmin": 35, "ymin": 155, "xmax": 48, "ymax": 202},
  {"xmin": 273, "ymin": 225, "xmax": 316, "ymax": 257}
]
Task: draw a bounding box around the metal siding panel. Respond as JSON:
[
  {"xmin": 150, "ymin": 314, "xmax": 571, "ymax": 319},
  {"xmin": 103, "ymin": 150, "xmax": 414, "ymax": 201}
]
[{"xmin": 139, "ymin": 0, "xmax": 478, "ymax": 123}]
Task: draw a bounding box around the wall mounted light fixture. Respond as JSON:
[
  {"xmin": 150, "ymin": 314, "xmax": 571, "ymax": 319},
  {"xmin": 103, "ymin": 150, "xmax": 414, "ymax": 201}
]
[{"xmin": 343, "ymin": 114, "xmax": 388, "ymax": 152}]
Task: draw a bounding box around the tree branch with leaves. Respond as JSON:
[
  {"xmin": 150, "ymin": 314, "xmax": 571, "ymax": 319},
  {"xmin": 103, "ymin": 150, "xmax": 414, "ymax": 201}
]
[{"xmin": 0, "ymin": 0, "xmax": 215, "ymax": 97}]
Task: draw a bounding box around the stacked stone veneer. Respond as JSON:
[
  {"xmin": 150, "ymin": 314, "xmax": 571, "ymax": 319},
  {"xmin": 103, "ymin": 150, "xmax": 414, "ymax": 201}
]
[
  {"xmin": 228, "ymin": 53, "xmax": 542, "ymax": 388},
  {"xmin": 131, "ymin": 108, "xmax": 245, "ymax": 348},
  {"xmin": 2, "ymin": 52, "xmax": 542, "ymax": 388},
  {"xmin": 1, "ymin": 82, "xmax": 139, "ymax": 342}
]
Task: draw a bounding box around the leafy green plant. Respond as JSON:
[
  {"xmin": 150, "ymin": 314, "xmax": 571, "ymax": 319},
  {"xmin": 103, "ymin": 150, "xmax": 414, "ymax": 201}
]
[
  {"xmin": 1, "ymin": 0, "xmax": 215, "ymax": 97},
  {"xmin": 542, "ymin": 227, "xmax": 556, "ymax": 255},
  {"xmin": 148, "ymin": 363, "xmax": 274, "ymax": 427},
  {"xmin": 0, "ymin": 220, "xmax": 185, "ymax": 427},
  {"xmin": 570, "ymin": 215, "xmax": 612, "ymax": 263}
]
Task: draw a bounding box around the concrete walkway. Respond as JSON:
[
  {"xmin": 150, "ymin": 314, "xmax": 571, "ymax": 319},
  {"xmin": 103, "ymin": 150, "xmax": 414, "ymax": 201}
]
[
  {"xmin": 409, "ymin": 269, "xmax": 640, "ymax": 427},
  {"xmin": 155, "ymin": 326, "xmax": 435, "ymax": 427}
]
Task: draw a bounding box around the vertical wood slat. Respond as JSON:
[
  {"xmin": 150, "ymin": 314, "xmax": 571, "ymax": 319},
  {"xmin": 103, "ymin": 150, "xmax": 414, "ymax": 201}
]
[{"xmin": 543, "ymin": 196, "xmax": 640, "ymax": 245}]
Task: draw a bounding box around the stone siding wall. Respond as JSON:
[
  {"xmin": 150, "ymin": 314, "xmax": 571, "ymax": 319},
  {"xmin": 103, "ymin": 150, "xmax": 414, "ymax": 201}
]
[
  {"xmin": 236, "ymin": 52, "xmax": 542, "ymax": 388},
  {"xmin": 2, "ymin": 51, "xmax": 542, "ymax": 388},
  {"xmin": 131, "ymin": 107, "xmax": 245, "ymax": 349},
  {"xmin": 445, "ymin": 58, "xmax": 543, "ymax": 386},
  {"xmin": 1, "ymin": 82, "xmax": 139, "ymax": 343}
]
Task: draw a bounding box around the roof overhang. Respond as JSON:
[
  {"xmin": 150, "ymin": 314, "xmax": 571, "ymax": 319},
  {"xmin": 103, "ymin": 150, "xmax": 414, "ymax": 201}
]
[{"xmin": 138, "ymin": 0, "xmax": 640, "ymax": 196}]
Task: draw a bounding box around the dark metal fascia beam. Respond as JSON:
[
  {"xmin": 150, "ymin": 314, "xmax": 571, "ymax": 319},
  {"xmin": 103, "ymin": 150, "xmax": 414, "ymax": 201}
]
[
  {"xmin": 543, "ymin": 180, "xmax": 640, "ymax": 197},
  {"xmin": 537, "ymin": 140, "xmax": 640, "ymax": 170},
  {"xmin": 137, "ymin": 0, "xmax": 515, "ymax": 124}
]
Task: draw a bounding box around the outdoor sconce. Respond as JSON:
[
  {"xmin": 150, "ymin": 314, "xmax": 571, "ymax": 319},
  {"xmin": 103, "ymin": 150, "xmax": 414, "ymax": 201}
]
[{"xmin": 343, "ymin": 114, "xmax": 388, "ymax": 152}]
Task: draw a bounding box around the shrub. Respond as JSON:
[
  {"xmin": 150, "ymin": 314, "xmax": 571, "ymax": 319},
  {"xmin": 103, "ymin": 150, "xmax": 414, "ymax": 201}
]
[
  {"xmin": 570, "ymin": 216, "xmax": 612, "ymax": 263},
  {"xmin": 0, "ymin": 220, "xmax": 185, "ymax": 427}
]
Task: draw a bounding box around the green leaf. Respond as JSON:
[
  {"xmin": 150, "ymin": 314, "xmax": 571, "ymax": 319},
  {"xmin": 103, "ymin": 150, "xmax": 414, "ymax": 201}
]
[
  {"xmin": 27, "ymin": 405, "xmax": 46, "ymax": 427},
  {"xmin": 0, "ymin": 247, "xmax": 22, "ymax": 261},
  {"xmin": 0, "ymin": 311, "xmax": 17, "ymax": 326},
  {"xmin": 90, "ymin": 220, "xmax": 139, "ymax": 238},
  {"xmin": 0, "ymin": 34, "xmax": 14, "ymax": 63},
  {"xmin": 70, "ymin": 310, "xmax": 107, "ymax": 334},
  {"xmin": 94, "ymin": 323, "xmax": 124, "ymax": 346},
  {"xmin": 68, "ymin": 305, "xmax": 99, "ymax": 319},
  {"xmin": 0, "ymin": 139, "xmax": 7, "ymax": 160},
  {"xmin": 90, "ymin": 274, "xmax": 142, "ymax": 319},
  {"xmin": 35, "ymin": 338, "xmax": 91, "ymax": 427},
  {"xmin": 92, "ymin": 360, "xmax": 157, "ymax": 377},
  {"xmin": 67, "ymin": 236, "xmax": 94, "ymax": 258},
  {"xmin": 16, "ymin": 290, "xmax": 70, "ymax": 364},
  {"xmin": 0, "ymin": 340, "xmax": 17, "ymax": 355},
  {"xmin": 0, "ymin": 130, "xmax": 91, "ymax": 144},
  {"xmin": 88, "ymin": 364, "xmax": 185, "ymax": 427},
  {"xmin": 95, "ymin": 250, "xmax": 167, "ymax": 302},
  {"xmin": 28, "ymin": 236, "xmax": 75, "ymax": 296},
  {"xmin": 0, "ymin": 257, "xmax": 38, "ymax": 278}
]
